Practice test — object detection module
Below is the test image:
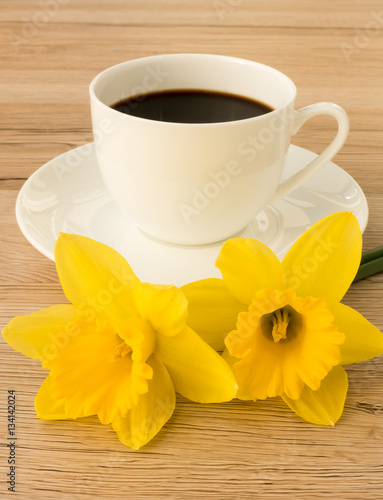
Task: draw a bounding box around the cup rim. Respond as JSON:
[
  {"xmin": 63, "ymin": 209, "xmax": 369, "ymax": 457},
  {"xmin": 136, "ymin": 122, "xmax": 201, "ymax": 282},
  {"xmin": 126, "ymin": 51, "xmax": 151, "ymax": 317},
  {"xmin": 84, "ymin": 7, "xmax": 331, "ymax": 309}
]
[{"xmin": 89, "ymin": 53, "xmax": 297, "ymax": 127}]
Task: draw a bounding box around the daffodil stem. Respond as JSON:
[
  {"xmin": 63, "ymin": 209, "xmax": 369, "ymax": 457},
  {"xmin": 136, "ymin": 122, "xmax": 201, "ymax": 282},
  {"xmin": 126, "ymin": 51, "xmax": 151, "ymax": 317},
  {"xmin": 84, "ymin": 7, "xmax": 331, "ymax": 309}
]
[
  {"xmin": 354, "ymin": 255, "xmax": 383, "ymax": 282},
  {"xmin": 360, "ymin": 245, "xmax": 383, "ymax": 266}
]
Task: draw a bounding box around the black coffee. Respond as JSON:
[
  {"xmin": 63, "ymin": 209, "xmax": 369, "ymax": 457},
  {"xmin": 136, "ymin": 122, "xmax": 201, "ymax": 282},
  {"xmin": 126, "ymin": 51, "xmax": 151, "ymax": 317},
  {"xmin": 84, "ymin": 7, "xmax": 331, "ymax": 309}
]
[{"xmin": 111, "ymin": 89, "xmax": 273, "ymax": 124}]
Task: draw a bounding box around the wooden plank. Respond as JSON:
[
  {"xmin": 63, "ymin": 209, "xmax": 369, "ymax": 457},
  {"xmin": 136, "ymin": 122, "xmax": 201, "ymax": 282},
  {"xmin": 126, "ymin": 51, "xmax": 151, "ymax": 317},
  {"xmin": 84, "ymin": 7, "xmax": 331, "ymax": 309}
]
[{"xmin": 1, "ymin": 0, "xmax": 383, "ymax": 28}]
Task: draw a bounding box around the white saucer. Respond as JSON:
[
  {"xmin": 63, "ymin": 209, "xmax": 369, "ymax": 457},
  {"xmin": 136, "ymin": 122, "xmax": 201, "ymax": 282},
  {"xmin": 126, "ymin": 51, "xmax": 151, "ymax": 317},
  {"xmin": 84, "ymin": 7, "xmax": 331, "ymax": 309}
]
[{"xmin": 16, "ymin": 143, "xmax": 368, "ymax": 287}]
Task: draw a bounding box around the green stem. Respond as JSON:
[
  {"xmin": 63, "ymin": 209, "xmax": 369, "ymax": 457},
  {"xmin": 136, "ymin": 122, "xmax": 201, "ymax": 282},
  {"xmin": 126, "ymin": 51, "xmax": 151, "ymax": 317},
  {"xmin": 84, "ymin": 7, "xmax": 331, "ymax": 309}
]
[
  {"xmin": 353, "ymin": 255, "xmax": 383, "ymax": 282},
  {"xmin": 360, "ymin": 244, "xmax": 383, "ymax": 266}
]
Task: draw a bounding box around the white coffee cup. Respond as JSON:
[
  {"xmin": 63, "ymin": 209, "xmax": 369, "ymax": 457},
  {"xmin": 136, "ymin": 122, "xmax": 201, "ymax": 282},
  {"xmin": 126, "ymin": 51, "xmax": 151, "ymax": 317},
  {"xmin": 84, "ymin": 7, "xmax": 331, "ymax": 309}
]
[{"xmin": 90, "ymin": 54, "xmax": 349, "ymax": 245}]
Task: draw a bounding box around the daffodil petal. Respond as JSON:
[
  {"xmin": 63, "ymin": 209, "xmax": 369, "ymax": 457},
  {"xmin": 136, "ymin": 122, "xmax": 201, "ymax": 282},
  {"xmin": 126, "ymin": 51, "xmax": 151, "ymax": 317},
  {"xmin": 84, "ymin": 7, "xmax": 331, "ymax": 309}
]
[
  {"xmin": 282, "ymin": 212, "xmax": 362, "ymax": 302},
  {"xmin": 215, "ymin": 238, "xmax": 285, "ymax": 305},
  {"xmin": 35, "ymin": 373, "xmax": 93, "ymax": 420},
  {"xmin": 221, "ymin": 349, "xmax": 253, "ymax": 400},
  {"xmin": 282, "ymin": 364, "xmax": 348, "ymax": 426},
  {"xmin": 156, "ymin": 325, "xmax": 237, "ymax": 403},
  {"xmin": 111, "ymin": 355, "xmax": 175, "ymax": 449},
  {"xmin": 133, "ymin": 283, "xmax": 188, "ymax": 337},
  {"xmin": 329, "ymin": 302, "xmax": 383, "ymax": 364},
  {"xmin": 54, "ymin": 233, "xmax": 139, "ymax": 319},
  {"xmin": 2, "ymin": 305, "xmax": 78, "ymax": 361},
  {"xmin": 181, "ymin": 278, "xmax": 245, "ymax": 350}
]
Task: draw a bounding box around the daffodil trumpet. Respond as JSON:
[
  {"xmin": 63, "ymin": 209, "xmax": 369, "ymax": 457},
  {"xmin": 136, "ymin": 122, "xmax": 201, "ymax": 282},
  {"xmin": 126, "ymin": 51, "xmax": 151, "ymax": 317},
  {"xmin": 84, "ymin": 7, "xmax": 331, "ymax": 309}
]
[
  {"xmin": 2, "ymin": 234, "xmax": 237, "ymax": 449},
  {"xmin": 183, "ymin": 212, "xmax": 383, "ymax": 426}
]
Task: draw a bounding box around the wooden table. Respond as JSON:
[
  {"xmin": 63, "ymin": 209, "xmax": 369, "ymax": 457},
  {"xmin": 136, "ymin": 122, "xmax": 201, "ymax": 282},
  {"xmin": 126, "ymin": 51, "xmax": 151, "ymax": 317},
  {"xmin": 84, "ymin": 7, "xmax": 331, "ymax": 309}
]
[{"xmin": 1, "ymin": 1, "xmax": 383, "ymax": 498}]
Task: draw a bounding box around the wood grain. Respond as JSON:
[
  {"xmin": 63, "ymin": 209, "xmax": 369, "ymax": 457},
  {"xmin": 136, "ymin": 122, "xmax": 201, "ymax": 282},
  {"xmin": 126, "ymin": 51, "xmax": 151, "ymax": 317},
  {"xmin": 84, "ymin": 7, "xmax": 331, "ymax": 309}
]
[{"xmin": 1, "ymin": 1, "xmax": 383, "ymax": 498}]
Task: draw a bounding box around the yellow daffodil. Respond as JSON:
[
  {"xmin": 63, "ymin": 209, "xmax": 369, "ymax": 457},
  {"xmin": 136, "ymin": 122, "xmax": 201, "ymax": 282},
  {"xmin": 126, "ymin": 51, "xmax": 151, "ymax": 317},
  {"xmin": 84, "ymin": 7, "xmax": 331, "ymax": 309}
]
[
  {"xmin": 2, "ymin": 234, "xmax": 237, "ymax": 449},
  {"xmin": 182, "ymin": 212, "xmax": 383, "ymax": 426}
]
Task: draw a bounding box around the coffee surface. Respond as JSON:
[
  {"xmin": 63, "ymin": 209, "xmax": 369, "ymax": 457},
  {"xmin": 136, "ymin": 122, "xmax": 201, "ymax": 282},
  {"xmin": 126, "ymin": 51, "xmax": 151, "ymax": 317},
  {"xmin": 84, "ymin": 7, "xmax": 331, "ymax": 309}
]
[{"xmin": 111, "ymin": 89, "xmax": 273, "ymax": 123}]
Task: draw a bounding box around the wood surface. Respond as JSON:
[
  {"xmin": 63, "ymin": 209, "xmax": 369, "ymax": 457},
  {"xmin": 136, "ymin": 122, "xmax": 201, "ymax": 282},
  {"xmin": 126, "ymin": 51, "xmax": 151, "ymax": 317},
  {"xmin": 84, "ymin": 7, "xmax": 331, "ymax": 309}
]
[{"xmin": 1, "ymin": 0, "xmax": 383, "ymax": 498}]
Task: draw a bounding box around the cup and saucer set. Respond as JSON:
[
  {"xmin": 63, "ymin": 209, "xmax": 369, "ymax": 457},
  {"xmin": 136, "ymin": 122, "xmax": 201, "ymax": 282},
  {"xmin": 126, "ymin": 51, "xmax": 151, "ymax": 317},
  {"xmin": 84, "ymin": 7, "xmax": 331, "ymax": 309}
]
[{"xmin": 16, "ymin": 54, "xmax": 368, "ymax": 287}]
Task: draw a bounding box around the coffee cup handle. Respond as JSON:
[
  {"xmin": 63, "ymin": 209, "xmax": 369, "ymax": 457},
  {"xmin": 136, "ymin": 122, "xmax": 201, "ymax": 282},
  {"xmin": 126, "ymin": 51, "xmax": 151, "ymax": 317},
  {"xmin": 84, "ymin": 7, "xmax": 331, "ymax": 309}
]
[{"xmin": 272, "ymin": 102, "xmax": 349, "ymax": 202}]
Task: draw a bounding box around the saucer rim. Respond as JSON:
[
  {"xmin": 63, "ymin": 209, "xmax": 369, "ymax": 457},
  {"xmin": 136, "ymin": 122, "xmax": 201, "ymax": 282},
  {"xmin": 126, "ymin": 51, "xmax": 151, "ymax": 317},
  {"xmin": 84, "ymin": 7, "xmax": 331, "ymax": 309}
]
[{"xmin": 15, "ymin": 143, "xmax": 369, "ymax": 262}]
